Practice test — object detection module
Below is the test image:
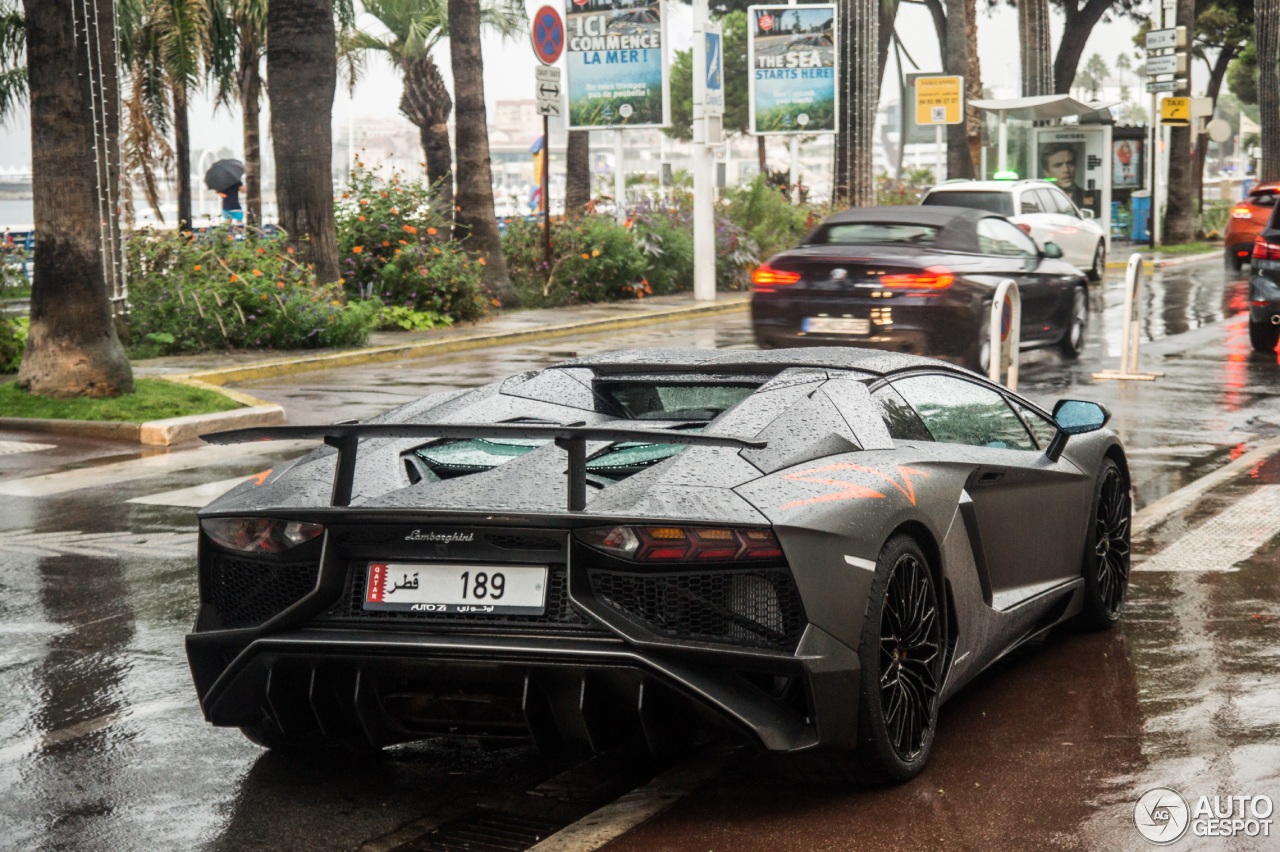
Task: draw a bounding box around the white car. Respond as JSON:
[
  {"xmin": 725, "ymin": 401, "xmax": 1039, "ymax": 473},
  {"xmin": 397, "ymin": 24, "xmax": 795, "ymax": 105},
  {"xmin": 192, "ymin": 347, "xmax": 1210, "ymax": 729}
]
[{"xmin": 921, "ymin": 180, "xmax": 1107, "ymax": 281}]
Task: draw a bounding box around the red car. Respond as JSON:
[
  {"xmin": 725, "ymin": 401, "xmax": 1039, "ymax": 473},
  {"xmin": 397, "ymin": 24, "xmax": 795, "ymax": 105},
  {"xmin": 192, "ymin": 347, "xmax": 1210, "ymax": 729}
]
[{"xmin": 1225, "ymin": 182, "xmax": 1280, "ymax": 271}]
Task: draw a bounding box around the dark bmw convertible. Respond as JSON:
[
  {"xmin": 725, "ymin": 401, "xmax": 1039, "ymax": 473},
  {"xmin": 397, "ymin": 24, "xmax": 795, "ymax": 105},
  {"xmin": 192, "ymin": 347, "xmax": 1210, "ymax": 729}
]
[
  {"xmin": 189, "ymin": 349, "xmax": 1130, "ymax": 782},
  {"xmin": 751, "ymin": 206, "xmax": 1091, "ymax": 371}
]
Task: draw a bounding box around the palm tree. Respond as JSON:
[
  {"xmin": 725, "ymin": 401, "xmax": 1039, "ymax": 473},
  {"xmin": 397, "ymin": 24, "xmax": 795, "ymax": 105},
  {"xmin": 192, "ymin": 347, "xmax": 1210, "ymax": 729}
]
[
  {"xmin": 564, "ymin": 130, "xmax": 591, "ymax": 215},
  {"xmin": 1018, "ymin": 0, "xmax": 1051, "ymax": 97},
  {"xmin": 348, "ymin": 0, "xmax": 523, "ymax": 212},
  {"xmin": 0, "ymin": 1, "xmax": 24, "ymax": 117},
  {"xmin": 268, "ymin": 0, "xmax": 341, "ymax": 284},
  {"xmin": 1083, "ymin": 53, "xmax": 1109, "ymax": 100},
  {"xmin": 211, "ymin": 0, "xmax": 267, "ymax": 226},
  {"xmin": 943, "ymin": 0, "xmax": 973, "ymax": 179},
  {"xmin": 126, "ymin": 0, "xmax": 212, "ymax": 233},
  {"xmin": 447, "ymin": 0, "xmax": 519, "ymax": 306},
  {"xmin": 20, "ymin": 0, "xmax": 132, "ymax": 397},
  {"xmin": 1163, "ymin": 0, "xmax": 1195, "ymax": 243},
  {"xmin": 1260, "ymin": 0, "xmax": 1280, "ymax": 181}
]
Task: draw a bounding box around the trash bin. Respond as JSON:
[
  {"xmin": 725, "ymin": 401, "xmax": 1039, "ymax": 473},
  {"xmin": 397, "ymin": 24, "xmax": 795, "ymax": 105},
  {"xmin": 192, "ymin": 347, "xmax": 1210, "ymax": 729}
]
[{"xmin": 1130, "ymin": 191, "xmax": 1151, "ymax": 242}]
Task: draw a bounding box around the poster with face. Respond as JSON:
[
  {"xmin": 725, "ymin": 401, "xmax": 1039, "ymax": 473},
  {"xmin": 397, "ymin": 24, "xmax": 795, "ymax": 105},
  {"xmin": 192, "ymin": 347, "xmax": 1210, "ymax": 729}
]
[
  {"xmin": 1111, "ymin": 139, "xmax": 1142, "ymax": 188},
  {"xmin": 1038, "ymin": 140, "xmax": 1087, "ymax": 208},
  {"xmin": 565, "ymin": 0, "xmax": 668, "ymax": 128},
  {"xmin": 748, "ymin": 5, "xmax": 837, "ymax": 135}
]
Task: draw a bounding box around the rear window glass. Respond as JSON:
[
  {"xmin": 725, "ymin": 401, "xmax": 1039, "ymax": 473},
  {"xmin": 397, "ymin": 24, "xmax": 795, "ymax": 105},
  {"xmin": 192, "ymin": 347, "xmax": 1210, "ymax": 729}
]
[
  {"xmin": 595, "ymin": 382, "xmax": 759, "ymax": 421},
  {"xmin": 808, "ymin": 223, "xmax": 941, "ymax": 246},
  {"xmin": 923, "ymin": 190, "xmax": 1014, "ymax": 217},
  {"xmin": 1249, "ymin": 191, "xmax": 1278, "ymax": 208}
]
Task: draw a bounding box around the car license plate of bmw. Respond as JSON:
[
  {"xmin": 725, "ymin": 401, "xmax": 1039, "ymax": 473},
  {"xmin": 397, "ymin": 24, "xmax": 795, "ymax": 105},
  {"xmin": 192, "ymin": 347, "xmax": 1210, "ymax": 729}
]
[
  {"xmin": 364, "ymin": 562, "xmax": 548, "ymax": 615},
  {"xmin": 804, "ymin": 316, "xmax": 870, "ymax": 334}
]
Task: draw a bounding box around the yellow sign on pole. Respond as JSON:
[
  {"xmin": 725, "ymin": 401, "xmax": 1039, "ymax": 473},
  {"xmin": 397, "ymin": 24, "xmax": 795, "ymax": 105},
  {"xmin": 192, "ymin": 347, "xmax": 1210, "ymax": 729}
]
[
  {"xmin": 1161, "ymin": 97, "xmax": 1190, "ymax": 126},
  {"xmin": 915, "ymin": 76, "xmax": 964, "ymax": 126}
]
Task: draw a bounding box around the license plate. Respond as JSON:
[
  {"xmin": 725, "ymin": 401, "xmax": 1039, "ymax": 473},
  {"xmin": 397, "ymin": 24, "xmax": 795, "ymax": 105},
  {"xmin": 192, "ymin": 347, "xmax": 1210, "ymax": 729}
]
[
  {"xmin": 364, "ymin": 562, "xmax": 548, "ymax": 615},
  {"xmin": 803, "ymin": 316, "xmax": 870, "ymax": 334}
]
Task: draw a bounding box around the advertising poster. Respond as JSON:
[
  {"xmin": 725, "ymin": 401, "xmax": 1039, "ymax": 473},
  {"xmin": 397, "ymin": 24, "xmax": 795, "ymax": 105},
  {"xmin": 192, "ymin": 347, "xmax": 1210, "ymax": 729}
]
[
  {"xmin": 1035, "ymin": 129, "xmax": 1104, "ymax": 214},
  {"xmin": 748, "ymin": 4, "xmax": 837, "ymax": 135},
  {"xmin": 564, "ymin": 0, "xmax": 668, "ymax": 129},
  {"xmin": 1112, "ymin": 139, "xmax": 1143, "ymax": 189}
]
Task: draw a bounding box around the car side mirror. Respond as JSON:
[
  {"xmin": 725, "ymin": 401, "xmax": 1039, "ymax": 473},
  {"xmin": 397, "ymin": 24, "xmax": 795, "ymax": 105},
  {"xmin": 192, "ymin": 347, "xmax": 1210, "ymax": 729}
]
[
  {"xmin": 1080, "ymin": 209, "xmax": 1096, "ymax": 220},
  {"xmin": 1042, "ymin": 241, "xmax": 1064, "ymax": 259},
  {"xmin": 1045, "ymin": 399, "xmax": 1111, "ymax": 461}
]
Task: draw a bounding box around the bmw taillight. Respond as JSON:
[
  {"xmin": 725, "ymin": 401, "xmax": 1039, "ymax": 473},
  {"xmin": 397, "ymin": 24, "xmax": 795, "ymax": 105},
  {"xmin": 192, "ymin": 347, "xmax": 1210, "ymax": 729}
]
[
  {"xmin": 202, "ymin": 517, "xmax": 324, "ymax": 554},
  {"xmin": 1015, "ymin": 223, "xmax": 1033, "ymax": 235},
  {"xmin": 577, "ymin": 526, "xmax": 784, "ymax": 562},
  {"xmin": 879, "ymin": 266, "xmax": 954, "ymax": 290},
  {"xmin": 1253, "ymin": 238, "xmax": 1280, "ymax": 261},
  {"xmin": 751, "ymin": 263, "xmax": 801, "ymax": 291},
  {"xmin": 1232, "ymin": 204, "xmax": 1255, "ymax": 219}
]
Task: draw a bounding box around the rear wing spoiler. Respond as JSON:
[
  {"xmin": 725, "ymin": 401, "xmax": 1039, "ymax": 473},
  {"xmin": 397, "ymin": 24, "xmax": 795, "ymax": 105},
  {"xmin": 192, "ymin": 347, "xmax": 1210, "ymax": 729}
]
[{"xmin": 202, "ymin": 422, "xmax": 767, "ymax": 510}]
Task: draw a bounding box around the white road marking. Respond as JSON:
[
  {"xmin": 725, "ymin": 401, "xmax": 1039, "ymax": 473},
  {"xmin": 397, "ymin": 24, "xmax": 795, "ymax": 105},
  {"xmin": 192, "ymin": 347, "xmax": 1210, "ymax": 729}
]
[
  {"xmin": 1133, "ymin": 435, "xmax": 1280, "ymax": 536},
  {"xmin": 1134, "ymin": 485, "xmax": 1280, "ymax": 573},
  {"xmin": 126, "ymin": 477, "xmax": 249, "ymax": 508},
  {"xmin": 0, "ymin": 528, "xmax": 197, "ymax": 558},
  {"xmin": 0, "ymin": 700, "xmax": 186, "ymax": 765},
  {"xmin": 0, "ymin": 439, "xmax": 311, "ymax": 498},
  {"xmin": 844, "ymin": 554, "xmax": 877, "ymax": 571},
  {"xmin": 526, "ymin": 753, "xmax": 720, "ymax": 851},
  {"xmin": 0, "ymin": 440, "xmax": 56, "ymax": 456}
]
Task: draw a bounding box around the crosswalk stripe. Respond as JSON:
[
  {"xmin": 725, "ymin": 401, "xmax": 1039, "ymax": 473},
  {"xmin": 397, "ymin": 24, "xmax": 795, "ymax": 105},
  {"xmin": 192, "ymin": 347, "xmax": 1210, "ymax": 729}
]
[
  {"xmin": 0, "ymin": 439, "xmax": 312, "ymax": 498},
  {"xmin": 0, "ymin": 440, "xmax": 56, "ymax": 456},
  {"xmin": 0, "ymin": 528, "xmax": 197, "ymax": 558},
  {"xmin": 126, "ymin": 477, "xmax": 252, "ymax": 508},
  {"xmin": 1134, "ymin": 485, "xmax": 1280, "ymax": 573}
]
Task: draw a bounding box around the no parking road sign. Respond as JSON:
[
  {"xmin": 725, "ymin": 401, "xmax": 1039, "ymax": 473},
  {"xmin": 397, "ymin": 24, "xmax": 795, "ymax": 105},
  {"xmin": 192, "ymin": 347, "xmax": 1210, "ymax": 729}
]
[{"xmin": 531, "ymin": 5, "xmax": 564, "ymax": 66}]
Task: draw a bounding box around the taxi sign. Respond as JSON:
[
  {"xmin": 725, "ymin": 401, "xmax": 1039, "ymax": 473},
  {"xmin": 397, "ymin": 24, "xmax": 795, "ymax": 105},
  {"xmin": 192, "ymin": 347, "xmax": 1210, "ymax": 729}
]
[
  {"xmin": 1161, "ymin": 96, "xmax": 1190, "ymax": 126},
  {"xmin": 915, "ymin": 76, "xmax": 963, "ymax": 126}
]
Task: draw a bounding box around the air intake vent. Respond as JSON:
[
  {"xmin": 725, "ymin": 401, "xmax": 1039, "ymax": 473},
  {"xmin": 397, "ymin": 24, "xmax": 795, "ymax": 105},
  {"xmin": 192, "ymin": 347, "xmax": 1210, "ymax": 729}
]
[{"xmin": 208, "ymin": 553, "xmax": 318, "ymax": 629}]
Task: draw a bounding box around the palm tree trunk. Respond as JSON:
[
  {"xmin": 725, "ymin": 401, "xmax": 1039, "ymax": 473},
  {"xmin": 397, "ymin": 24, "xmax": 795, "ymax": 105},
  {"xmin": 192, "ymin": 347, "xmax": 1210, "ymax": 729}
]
[
  {"xmin": 943, "ymin": 0, "xmax": 973, "ymax": 179},
  {"xmin": 1162, "ymin": 0, "xmax": 1195, "ymax": 244},
  {"xmin": 174, "ymin": 82, "xmax": 192, "ymax": 233},
  {"xmin": 19, "ymin": 0, "xmax": 132, "ymax": 397},
  {"xmin": 834, "ymin": 0, "xmax": 878, "ymax": 205},
  {"xmin": 1259, "ymin": 0, "xmax": 1280, "ymax": 182},
  {"xmin": 448, "ymin": 0, "xmax": 519, "ymax": 306},
  {"xmin": 1018, "ymin": 0, "xmax": 1052, "ymax": 96},
  {"xmin": 757, "ymin": 136, "xmax": 766, "ymax": 176},
  {"xmin": 565, "ymin": 130, "xmax": 591, "ymax": 214},
  {"xmin": 239, "ymin": 27, "xmax": 263, "ymax": 226},
  {"xmin": 267, "ymin": 0, "xmax": 340, "ymax": 284},
  {"xmin": 399, "ymin": 55, "xmax": 454, "ymax": 211},
  {"xmin": 963, "ymin": 0, "xmax": 982, "ymax": 172}
]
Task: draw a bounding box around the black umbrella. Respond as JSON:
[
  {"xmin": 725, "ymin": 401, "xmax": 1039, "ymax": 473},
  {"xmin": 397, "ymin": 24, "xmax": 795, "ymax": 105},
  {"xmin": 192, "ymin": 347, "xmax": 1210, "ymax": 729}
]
[{"xmin": 204, "ymin": 159, "xmax": 244, "ymax": 192}]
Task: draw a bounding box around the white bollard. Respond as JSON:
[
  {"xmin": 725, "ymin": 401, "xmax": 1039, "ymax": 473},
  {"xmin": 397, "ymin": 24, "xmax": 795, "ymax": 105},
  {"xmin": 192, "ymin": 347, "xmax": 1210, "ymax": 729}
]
[
  {"xmin": 1092, "ymin": 252, "xmax": 1164, "ymax": 382},
  {"xmin": 988, "ymin": 278, "xmax": 1021, "ymax": 390}
]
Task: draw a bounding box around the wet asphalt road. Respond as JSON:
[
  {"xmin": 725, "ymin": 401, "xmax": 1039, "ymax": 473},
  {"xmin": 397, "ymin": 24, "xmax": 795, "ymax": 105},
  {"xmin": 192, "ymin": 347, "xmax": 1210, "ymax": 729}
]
[{"xmin": 0, "ymin": 258, "xmax": 1277, "ymax": 851}]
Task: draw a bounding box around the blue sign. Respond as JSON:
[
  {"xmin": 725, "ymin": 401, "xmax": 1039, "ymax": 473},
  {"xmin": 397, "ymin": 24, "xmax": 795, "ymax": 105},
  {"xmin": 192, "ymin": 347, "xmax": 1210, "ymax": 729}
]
[
  {"xmin": 532, "ymin": 5, "xmax": 565, "ymax": 65},
  {"xmin": 705, "ymin": 30, "xmax": 724, "ymax": 114}
]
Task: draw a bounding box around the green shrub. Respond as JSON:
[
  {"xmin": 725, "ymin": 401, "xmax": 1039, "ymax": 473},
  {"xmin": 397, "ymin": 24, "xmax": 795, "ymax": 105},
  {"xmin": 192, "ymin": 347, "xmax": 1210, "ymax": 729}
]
[
  {"xmin": 377, "ymin": 305, "xmax": 453, "ymax": 331},
  {"xmin": 0, "ymin": 314, "xmax": 27, "ymax": 373},
  {"xmin": 505, "ymin": 214, "xmax": 649, "ymax": 308},
  {"xmin": 720, "ymin": 176, "xmax": 814, "ymax": 260},
  {"xmin": 125, "ymin": 227, "xmax": 380, "ymax": 356},
  {"xmin": 336, "ymin": 162, "xmax": 488, "ymax": 320},
  {"xmin": 631, "ymin": 199, "xmax": 694, "ymax": 296}
]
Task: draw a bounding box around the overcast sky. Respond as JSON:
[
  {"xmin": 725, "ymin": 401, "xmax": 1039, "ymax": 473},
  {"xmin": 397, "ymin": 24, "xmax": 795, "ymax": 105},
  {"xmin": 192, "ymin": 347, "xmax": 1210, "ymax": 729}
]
[{"xmin": 0, "ymin": 1, "xmax": 1169, "ymax": 168}]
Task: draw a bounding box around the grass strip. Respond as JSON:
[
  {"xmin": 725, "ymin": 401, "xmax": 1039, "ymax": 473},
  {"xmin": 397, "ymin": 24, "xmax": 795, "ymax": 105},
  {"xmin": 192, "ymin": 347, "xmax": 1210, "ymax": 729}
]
[
  {"xmin": 1154, "ymin": 241, "xmax": 1219, "ymax": 256},
  {"xmin": 0, "ymin": 378, "xmax": 242, "ymax": 422}
]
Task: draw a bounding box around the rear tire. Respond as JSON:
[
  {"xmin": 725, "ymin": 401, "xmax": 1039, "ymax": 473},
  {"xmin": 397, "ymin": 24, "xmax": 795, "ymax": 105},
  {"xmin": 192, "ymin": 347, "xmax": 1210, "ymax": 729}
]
[
  {"xmin": 1057, "ymin": 286, "xmax": 1088, "ymax": 360},
  {"xmin": 1249, "ymin": 319, "xmax": 1280, "ymax": 353},
  {"xmin": 1076, "ymin": 458, "xmax": 1131, "ymax": 631},
  {"xmin": 1087, "ymin": 242, "xmax": 1105, "ymax": 282},
  {"xmin": 1226, "ymin": 248, "xmax": 1244, "ymax": 272}
]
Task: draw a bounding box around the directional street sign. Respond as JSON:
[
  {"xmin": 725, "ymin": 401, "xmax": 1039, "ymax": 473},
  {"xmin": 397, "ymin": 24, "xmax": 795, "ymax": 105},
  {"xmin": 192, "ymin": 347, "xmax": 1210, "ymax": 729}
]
[
  {"xmin": 1145, "ymin": 54, "xmax": 1186, "ymax": 76},
  {"xmin": 530, "ymin": 5, "xmax": 564, "ymax": 66},
  {"xmin": 535, "ymin": 66, "xmax": 562, "ymax": 117},
  {"xmin": 1161, "ymin": 96, "xmax": 1190, "ymax": 126},
  {"xmin": 1145, "ymin": 26, "xmax": 1186, "ymax": 51},
  {"xmin": 1146, "ymin": 78, "xmax": 1185, "ymax": 94}
]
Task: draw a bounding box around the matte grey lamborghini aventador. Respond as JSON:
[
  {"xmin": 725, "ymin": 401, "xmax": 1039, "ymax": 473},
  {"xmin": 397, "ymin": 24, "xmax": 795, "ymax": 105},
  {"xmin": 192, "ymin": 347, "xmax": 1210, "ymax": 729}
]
[{"xmin": 188, "ymin": 348, "xmax": 1131, "ymax": 782}]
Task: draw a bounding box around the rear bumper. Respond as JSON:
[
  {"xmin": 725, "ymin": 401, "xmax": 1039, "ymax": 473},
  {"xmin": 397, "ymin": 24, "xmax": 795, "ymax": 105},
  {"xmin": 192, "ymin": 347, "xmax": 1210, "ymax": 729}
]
[
  {"xmin": 186, "ymin": 625, "xmax": 861, "ymax": 754},
  {"xmin": 1249, "ymin": 273, "xmax": 1280, "ymax": 322}
]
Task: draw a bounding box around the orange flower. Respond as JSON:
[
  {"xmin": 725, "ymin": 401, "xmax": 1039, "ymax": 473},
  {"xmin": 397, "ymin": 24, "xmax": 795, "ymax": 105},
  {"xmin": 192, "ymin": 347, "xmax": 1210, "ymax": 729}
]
[
  {"xmin": 358, "ymin": 215, "xmax": 366, "ymax": 222},
  {"xmin": 394, "ymin": 248, "xmax": 401, "ymax": 255},
  {"xmin": 277, "ymin": 281, "xmax": 285, "ymax": 288},
  {"xmin": 581, "ymin": 253, "xmax": 589, "ymax": 259},
  {"xmin": 193, "ymin": 264, "xmax": 202, "ymax": 272},
  {"xmin": 260, "ymin": 294, "xmax": 268, "ymax": 301},
  {"xmin": 256, "ymin": 247, "xmax": 264, "ymax": 254},
  {"xmin": 360, "ymin": 199, "xmax": 369, "ymax": 206},
  {"xmin": 352, "ymin": 246, "xmax": 364, "ymax": 253},
  {"xmin": 591, "ymin": 249, "xmax": 600, "ymax": 257},
  {"xmin": 478, "ymin": 257, "xmax": 486, "ymax": 266},
  {"xmin": 380, "ymin": 191, "xmax": 388, "ymax": 198},
  {"xmin": 286, "ymin": 247, "xmax": 295, "ymax": 254},
  {"xmin": 433, "ymin": 247, "xmax": 441, "ymax": 254},
  {"xmin": 252, "ymin": 269, "xmax": 263, "ymax": 276},
  {"xmin": 229, "ymin": 274, "xmax": 238, "ymax": 282},
  {"xmin": 390, "ymin": 207, "xmax": 399, "ymax": 215},
  {"xmin": 427, "ymin": 227, "xmax": 438, "ymax": 236},
  {"xmin": 382, "ymin": 240, "xmax": 390, "ymax": 247},
  {"xmin": 398, "ymin": 239, "xmax": 408, "ymax": 245},
  {"xmin": 403, "ymin": 225, "xmax": 418, "ymax": 234}
]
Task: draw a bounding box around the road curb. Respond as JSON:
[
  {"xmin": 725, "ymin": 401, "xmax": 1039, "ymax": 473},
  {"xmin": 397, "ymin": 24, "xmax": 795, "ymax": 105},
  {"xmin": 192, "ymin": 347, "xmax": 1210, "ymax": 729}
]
[
  {"xmin": 178, "ymin": 297, "xmax": 751, "ymax": 386},
  {"xmin": 1104, "ymin": 249, "xmax": 1220, "ymax": 271}
]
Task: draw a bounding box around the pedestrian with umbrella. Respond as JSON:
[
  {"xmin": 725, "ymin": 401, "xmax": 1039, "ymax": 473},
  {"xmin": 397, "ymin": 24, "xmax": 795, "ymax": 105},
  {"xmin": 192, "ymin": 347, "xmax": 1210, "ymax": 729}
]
[{"xmin": 205, "ymin": 159, "xmax": 245, "ymax": 226}]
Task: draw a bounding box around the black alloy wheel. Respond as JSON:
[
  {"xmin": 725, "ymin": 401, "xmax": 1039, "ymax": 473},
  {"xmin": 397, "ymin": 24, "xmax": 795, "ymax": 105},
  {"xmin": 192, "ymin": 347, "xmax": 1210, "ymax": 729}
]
[
  {"xmin": 1078, "ymin": 458, "xmax": 1131, "ymax": 630},
  {"xmin": 1249, "ymin": 319, "xmax": 1280, "ymax": 353},
  {"xmin": 1058, "ymin": 286, "xmax": 1088, "ymax": 359},
  {"xmin": 1088, "ymin": 242, "xmax": 1105, "ymax": 282},
  {"xmin": 857, "ymin": 534, "xmax": 944, "ymax": 781}
]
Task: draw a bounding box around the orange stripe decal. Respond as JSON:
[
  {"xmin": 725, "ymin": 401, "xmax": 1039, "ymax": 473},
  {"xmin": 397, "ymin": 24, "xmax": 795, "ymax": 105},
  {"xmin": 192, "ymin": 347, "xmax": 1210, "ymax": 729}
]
[
  {"xmin": 779, "ymin": 463, "xmax": 929, "ymax": 510},
  {"xmin": 248, "ymin": 469, "xmax": 273, "ymax": 486}
]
